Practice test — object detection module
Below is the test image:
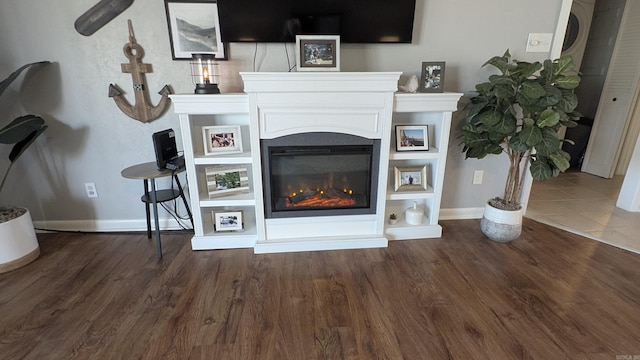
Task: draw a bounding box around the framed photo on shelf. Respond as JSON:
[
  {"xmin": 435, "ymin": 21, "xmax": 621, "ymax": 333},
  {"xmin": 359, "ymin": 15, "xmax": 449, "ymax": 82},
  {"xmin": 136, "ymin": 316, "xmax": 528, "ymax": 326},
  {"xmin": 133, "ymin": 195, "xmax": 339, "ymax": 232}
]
[
  {"xmin": 205, "ymin": 165, "xmax": 250, "ymax": 198},
  {"xmin": 212, "ymin": 210, "xmax": 244, "ymax": 232},
  {"xmin": 202, "ymin": 125, "xmax": 243, "ymax": 155},
  {"xmin": 296, "ymin": 35, "xmax": 340, "ymax": 72},
  {"xmin": 395, "ymin": 125, "xmax": 429, "ymax": 151},
  {"xmin": 419, "ymin": 61, "xmax": 445, "ymax": 93},
  {"xmin": 394, "ymin": 166, "xmax": 428, "ymax": 192},
  {"xmin": 164, "ymin": 0, "xmax": 227, "ymax": 60}
]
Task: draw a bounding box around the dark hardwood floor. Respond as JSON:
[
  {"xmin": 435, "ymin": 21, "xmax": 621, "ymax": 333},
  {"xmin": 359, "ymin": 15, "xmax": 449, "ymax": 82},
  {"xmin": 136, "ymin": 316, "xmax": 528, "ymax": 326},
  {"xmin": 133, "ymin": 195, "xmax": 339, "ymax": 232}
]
[{"xmin": 1, "ymin": 218, "xmax": 639, "ymax": 359}]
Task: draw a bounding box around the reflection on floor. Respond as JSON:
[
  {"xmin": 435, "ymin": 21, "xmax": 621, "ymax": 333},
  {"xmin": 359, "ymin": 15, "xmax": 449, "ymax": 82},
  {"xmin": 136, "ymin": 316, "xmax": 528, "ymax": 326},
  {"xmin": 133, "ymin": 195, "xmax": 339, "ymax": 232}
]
[{"xmin": 526, "ymin": 171, "xmax": 640, "ymax": 255}]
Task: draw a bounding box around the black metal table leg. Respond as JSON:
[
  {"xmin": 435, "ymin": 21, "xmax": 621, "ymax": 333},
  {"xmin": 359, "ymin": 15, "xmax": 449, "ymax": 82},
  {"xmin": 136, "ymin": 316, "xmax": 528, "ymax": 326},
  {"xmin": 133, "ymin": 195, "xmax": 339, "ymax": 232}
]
[
  {"xmin": 143, "ymin": 179, "xmax": 152, "ymax": 239},
  {"xmin": 173, "ymin": 174, "xmax": 194, "ymax": 228},
  {"xmin": 150, "ymin": 179, "xmax": 163, "ymax": 258}
]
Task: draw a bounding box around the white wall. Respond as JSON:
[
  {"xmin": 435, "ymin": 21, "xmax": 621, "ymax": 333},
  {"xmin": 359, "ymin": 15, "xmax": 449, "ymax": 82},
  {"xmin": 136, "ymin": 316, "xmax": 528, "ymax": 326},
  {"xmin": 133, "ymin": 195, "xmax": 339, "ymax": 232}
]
[{"xmin": 0, "ymin": 0, "xmax": 563, "ymax": 229}]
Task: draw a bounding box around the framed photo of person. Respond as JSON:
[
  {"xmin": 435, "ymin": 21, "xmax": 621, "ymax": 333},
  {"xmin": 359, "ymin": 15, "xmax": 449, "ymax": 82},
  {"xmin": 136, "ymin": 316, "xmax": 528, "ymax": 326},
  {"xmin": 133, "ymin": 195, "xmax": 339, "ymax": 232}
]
[
  {"xmin": 202, "ymin": 125, "xmax": 243, "ymax": 155},
  {"xmin": 395, "ymin": 125, "xmax": 429, "ymax": 151},
  {"xmin": 419, "ymin": 61, "xmax": 445, "ymax": 93},
  {"xmin": 295, "ymin": 35, "xmax": 340, "ymax": 72},
  {"xmin": 394, "ymin": 166, "xmax": 428, "ymax": 192}
]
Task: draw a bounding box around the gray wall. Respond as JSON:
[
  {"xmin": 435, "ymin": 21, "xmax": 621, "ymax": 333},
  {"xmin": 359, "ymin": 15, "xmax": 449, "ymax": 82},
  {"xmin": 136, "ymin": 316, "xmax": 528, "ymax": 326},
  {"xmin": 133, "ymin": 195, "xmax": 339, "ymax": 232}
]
[{"xmin": 0, "ymin": 0, "xmax": 563, "ymax": 229}]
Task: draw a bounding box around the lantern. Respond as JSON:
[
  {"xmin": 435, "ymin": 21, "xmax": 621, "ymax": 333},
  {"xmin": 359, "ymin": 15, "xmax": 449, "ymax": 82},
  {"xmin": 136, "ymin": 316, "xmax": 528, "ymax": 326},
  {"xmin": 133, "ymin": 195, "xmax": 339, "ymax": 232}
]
[{"xmin": 190, "ymin": 53, "xmax": 220, "ymax": 94}]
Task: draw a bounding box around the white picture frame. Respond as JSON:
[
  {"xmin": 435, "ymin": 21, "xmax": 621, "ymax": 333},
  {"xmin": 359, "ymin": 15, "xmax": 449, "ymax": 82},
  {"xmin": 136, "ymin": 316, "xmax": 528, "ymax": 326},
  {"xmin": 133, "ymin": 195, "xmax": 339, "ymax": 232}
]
[
  {"xmin": 395, "ymin": 125, "xmax": 429, "ymax": 151},
  {"xmin": 213, "ymin": 210, "xmax": 244, "ymax": 232},
  {"xmin": 295, "ymin": 35, "xmax": 340, "ymax": 72},
  {"xmin": 202, "ymin": 125, "xmax": 243, "ymax": 156}
]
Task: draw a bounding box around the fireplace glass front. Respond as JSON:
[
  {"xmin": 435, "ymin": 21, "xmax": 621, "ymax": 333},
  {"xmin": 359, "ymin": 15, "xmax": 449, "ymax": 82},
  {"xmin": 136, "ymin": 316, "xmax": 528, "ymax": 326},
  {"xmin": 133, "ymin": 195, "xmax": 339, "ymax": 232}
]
[{"xmin": 261, "ymin": 133, "xmax": 380, "ymax": 218}]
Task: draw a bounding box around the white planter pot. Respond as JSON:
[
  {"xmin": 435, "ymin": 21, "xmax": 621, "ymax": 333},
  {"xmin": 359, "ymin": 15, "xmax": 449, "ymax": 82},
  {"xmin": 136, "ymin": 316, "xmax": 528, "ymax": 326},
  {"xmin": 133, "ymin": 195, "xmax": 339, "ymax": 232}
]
[
  {"xmin": 0, "ymin": 209, "xmax": 40, "ymax": 273},
  {"xmin": 480, "ymin": 202, "xmax": 523, "ymax": 243}
]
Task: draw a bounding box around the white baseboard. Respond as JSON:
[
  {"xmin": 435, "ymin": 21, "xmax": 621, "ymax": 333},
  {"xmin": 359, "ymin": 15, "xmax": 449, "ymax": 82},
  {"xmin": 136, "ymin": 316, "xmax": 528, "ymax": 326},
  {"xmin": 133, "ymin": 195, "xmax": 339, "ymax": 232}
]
[
  {"xmin": 33, "ymin": 209, "xmax": 482, "ymax": 234},
  {"xmin": 439, "ymin": 207, "xmax": 484, "ymax": 220},
  {"xmin": 33, "ymin": 218, "xmax": 190, "ymax": 233}
]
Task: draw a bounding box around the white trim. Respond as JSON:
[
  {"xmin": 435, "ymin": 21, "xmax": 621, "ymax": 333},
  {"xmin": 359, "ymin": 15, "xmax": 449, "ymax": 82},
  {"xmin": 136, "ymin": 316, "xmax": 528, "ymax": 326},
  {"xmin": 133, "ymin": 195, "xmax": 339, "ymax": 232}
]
[
  {"xmin": 551, "ymin": 0, "xmax": 574, "ymax": 59},
  {"xmin": 33, "ymin": 209, "xmax": 487, "ymax": 233},
  {"xmin": 254, "ymin": 236, "xmax": 387, "ymax": 254},
  {"xmin": 439, "ymin": 207, "xmax": 484, "ymax": 220},
  {"xmin": 617, "ymin": 131, "xmax": 640, "ymax": 211},
  {"xmin": 33, "ymin": 218, "xmax": 190, "ymax": 233}
]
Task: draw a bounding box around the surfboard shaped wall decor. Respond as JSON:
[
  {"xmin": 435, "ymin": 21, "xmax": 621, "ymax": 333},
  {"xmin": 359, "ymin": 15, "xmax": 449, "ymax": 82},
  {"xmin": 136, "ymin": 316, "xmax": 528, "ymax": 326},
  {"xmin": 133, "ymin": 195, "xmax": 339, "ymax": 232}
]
[{"xmin": 75, "ymin": 0, "xmax": 134, "ymax": 36}]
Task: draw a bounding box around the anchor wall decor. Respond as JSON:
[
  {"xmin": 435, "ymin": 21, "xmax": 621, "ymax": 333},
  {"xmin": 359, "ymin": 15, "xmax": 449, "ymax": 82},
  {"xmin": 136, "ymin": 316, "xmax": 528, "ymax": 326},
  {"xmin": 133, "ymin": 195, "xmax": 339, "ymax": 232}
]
[{"xmin": 109, "ymin": 20, "xmax": 171, "ymax": 123}]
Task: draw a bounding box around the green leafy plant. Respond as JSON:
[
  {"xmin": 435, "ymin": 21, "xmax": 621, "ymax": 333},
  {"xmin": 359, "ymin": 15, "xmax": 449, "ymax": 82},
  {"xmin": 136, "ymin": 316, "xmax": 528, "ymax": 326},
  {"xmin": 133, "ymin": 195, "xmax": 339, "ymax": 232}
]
[
  {"xmin": 0, "ymin": 61, "xmax": 50, "ymax": 203},
  {"xmin": 389, "ymin": 213, "xmax": 397, "ymax": 220},
  {"xmin": 459, "ymin": 50, "xmax": 581, "ymax": 210}
]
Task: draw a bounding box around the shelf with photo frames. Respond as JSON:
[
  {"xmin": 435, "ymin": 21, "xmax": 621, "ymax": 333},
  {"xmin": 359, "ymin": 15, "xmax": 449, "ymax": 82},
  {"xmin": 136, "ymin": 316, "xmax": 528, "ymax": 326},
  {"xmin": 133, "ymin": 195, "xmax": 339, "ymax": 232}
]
[
  {"xmin": 191, "ymin": 206, "xmax": 257, "ymax": 250},
  {"xmin": 386, "ymin": 92, "xmax": 462, "ymax": 240},
  {"xmin": 171, "ymin": 94, "xmax": 258, "ymax": 249}
]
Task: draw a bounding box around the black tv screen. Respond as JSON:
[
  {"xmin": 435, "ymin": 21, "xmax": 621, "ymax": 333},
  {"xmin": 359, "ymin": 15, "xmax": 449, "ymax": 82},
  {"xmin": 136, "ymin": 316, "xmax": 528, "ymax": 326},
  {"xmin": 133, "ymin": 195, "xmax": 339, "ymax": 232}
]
[{"xmin": 217, "ymin": 0, "xmax": 417, "ymax": 43}]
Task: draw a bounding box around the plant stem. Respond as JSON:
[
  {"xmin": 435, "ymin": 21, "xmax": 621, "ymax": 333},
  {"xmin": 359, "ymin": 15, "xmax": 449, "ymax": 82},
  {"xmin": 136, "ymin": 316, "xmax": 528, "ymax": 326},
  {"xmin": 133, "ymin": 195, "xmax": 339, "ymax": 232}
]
[
  {"xmin": 504, "ymin": 148, "xmax": 525, "ymax": 205},
  {"xmin": 0, "ymin": 162, "xmax": 14, "ymax": 200}
]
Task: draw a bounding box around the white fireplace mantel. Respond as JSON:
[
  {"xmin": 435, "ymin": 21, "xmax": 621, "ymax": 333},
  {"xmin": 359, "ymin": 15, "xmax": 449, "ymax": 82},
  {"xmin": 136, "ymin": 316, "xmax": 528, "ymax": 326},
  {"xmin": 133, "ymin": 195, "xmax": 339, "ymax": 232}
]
[{"xmin": 171, "ymin": 72, "xmax": 462, "ymax": 254}]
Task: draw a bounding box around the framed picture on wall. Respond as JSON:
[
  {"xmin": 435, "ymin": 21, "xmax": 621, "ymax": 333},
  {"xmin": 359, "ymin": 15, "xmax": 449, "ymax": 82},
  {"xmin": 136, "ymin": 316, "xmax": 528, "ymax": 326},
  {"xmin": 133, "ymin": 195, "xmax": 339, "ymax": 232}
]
[
  {"xmin": 395, "ymin": 125, "xmax": 429, "ymax": 151},
  {"xmin": 419, "ymin": 61, "xmax": 445, "ymax": 93},
  {"xmin": 213, "ymin": 210, "xmax": 244, "ymax": 232},
  {"xmin": 202, "ymin": 125, "xmax": 243, "ymax": 155},
  {"xmin": 164, "ymin": 0, "xmax": 227, "ymax": 60},
  {"xmin": 295, "ymin": 35, "xmax": 340, "ymax": 72},
  {"xmin": 394, "ymin": 166, "xmax": 428, "ymax": 192}
]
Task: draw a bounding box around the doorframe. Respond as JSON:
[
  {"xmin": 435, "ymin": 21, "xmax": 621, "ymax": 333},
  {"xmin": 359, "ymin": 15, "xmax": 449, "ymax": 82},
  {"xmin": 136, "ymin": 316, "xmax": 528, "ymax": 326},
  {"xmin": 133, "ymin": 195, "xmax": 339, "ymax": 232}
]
[{"xmin": 520, "ymin": 0, "xmax": 574, "ymax": 211}]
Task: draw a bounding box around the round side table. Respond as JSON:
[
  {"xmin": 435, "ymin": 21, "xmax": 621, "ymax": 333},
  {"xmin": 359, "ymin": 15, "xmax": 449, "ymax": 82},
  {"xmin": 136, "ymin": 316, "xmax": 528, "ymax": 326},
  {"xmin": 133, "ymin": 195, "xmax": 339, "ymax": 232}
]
[{"xmin": 121, "ymin": 162, "xmax": 193, "ymax": 258}]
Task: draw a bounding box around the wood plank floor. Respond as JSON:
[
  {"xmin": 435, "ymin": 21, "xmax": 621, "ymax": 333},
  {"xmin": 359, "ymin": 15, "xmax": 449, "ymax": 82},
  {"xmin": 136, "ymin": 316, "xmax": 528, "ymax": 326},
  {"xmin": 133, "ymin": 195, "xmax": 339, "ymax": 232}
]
[{"xmin": 1, "ymin": 218, "xmax": 639, "ymax": 359}]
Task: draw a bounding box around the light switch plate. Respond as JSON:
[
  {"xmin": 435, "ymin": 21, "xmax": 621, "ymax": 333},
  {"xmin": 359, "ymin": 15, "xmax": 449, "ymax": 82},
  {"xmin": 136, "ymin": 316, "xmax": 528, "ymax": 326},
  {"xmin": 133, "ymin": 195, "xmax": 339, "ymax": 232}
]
[{"xmin": 526, "ymin": 33, "xmax": 553, "ymax": 53}]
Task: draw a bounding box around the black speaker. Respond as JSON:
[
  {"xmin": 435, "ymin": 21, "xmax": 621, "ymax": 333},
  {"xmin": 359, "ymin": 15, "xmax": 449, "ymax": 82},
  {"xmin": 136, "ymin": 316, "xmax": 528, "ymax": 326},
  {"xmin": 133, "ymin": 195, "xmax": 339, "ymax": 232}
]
[{"xmin": 152, "ymin": 129, "xmax": 178, "ymax": 170}]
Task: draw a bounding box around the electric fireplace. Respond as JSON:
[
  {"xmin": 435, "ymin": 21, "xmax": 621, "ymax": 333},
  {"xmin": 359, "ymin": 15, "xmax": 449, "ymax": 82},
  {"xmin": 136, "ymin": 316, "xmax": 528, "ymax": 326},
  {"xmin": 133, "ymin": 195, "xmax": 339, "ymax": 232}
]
[{"xmin": 261, "ymin": 133, "xmax": 381, "ymax": 218}]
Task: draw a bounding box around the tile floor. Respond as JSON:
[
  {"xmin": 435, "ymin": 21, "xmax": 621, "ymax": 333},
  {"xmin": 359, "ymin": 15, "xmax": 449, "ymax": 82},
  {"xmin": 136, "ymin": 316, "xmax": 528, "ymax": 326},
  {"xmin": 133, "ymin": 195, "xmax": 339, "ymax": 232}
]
[{"xmin": 526, "ymin": 171, "xmax": 640, "ymax": 255}]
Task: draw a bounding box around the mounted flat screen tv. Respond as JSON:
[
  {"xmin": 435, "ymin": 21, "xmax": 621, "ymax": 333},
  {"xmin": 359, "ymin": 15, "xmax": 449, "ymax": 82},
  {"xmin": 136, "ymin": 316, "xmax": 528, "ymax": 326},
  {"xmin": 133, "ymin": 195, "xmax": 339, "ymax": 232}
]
[{"xmin": 217, "ymin": 0, "xmax": 417, "ymax": 43}]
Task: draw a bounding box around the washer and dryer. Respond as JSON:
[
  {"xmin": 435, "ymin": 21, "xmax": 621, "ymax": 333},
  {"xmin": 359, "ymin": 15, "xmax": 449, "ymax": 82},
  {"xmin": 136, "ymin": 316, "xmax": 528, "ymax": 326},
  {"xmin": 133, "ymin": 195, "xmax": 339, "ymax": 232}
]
[{"xmin": 563, "ymin": 0, "xmax": 596, "ymax": 72}]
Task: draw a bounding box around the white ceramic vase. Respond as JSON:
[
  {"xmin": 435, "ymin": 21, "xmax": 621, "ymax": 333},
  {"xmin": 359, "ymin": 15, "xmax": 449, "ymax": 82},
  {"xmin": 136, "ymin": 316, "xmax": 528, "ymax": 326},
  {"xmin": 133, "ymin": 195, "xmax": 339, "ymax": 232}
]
[
  {"xmin": 0, "ymin": 209, "xmax": 40, "ymax": 273},
  {"xmin": 405, "ymin": 201, "xmax": 424, "ymax": 225},
  {"xmin": 480, "ymin": 202, "xmax": 523, "ymax": 242}
]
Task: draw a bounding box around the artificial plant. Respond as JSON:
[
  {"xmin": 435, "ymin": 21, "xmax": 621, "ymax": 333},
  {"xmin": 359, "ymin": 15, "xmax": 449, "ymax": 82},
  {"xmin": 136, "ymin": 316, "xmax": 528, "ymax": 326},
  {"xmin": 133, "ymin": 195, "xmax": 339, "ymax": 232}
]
[
  {"xmin": 459, "ymin": 50, "xmax": 581, "ymax": 210},
  {"xmin": 0, "ymin": 61, "xmax": 50, "ymax": 213}
]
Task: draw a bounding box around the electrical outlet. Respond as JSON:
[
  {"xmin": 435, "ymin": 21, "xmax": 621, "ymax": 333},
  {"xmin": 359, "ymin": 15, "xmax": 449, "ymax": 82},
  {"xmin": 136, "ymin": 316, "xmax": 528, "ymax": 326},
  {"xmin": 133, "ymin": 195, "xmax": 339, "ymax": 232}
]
[
  {"xmin": 473, "ymin": 170, "xmax": 483, "ymax": 185},
  {"xmin": 85, "ymin": 183, "xmax": 98, "ymax": 198}
]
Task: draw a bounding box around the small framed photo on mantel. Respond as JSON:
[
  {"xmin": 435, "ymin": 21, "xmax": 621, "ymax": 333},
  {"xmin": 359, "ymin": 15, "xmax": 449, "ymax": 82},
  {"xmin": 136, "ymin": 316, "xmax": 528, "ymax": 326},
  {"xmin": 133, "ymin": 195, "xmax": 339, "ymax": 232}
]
[
  {"xmin": 296, "ymin": 35, "xmax": 340, "ymax": 72},
  {"xmin": 396, "ymin": 125, "xmax": 429, "ymax": 151},
  {"xmin": 419, "ymin": 61, "xmax": 445, "ymax": 93}
]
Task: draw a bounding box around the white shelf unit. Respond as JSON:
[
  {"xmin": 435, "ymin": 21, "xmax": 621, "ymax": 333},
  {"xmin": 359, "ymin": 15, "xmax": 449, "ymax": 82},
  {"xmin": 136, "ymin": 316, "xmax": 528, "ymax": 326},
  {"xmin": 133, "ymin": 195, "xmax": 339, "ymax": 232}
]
[
  {"xmin": 171, "ymin": 94, "xmax": 256, "ymax": 250},
  {"xmin": 386, "ymin": 92, "xmax": 462, "ymax": 240},
  {"xmin": 171, "ymin": 89, "xmax": 462, "ymax": 251}
]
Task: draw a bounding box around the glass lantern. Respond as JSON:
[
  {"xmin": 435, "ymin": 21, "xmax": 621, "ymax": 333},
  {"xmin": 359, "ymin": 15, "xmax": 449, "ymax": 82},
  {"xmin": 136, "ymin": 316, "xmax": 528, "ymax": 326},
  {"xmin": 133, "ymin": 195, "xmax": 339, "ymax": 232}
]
[{"xmin": 190, "ymin": 53, "xmax": 220, "ymax": 94}]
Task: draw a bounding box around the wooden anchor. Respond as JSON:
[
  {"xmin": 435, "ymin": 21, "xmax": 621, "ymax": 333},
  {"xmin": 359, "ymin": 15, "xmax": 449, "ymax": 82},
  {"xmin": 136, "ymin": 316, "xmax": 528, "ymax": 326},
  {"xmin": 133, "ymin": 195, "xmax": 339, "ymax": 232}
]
[{"xmin": 109, "ymin": 20, "xmax": 171, "ymax": 123}]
